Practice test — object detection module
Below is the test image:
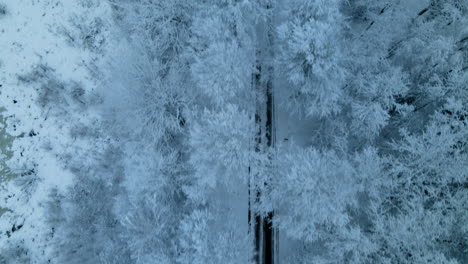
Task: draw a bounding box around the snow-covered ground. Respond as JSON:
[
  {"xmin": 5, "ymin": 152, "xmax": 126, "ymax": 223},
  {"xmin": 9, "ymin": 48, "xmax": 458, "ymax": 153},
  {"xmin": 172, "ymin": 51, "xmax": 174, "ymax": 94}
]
[{"xmin": 0, "ymin": 1, "xmax": 112, "ymax": 262}]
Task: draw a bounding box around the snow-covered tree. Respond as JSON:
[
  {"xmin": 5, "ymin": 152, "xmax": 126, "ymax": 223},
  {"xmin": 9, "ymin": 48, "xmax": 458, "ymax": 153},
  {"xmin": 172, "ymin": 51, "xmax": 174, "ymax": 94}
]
[
  {"xmin": 4, "ymin": 1, "xmax": 466, "ymax": 263},
  {"xmin": 98, "ymin": 1, "xmax": 196, "ymax": 263},
  {"xmin": 344, "ymin": 2, "xmax": 468, "ymax": 263},
  {"xmin": 277, "ymin": 0, "xmax": 347, "ymax": 117},
  {"xmin": 274, "ymin": 1, "xmax": 468, "ymax": 263},
  {"xmin": 185, "ymin": 104, "xmax": 254, "ymax": 203},
  {"xmin": 180, "ymin": 1, "xmax": 265, "ymax": 261}
]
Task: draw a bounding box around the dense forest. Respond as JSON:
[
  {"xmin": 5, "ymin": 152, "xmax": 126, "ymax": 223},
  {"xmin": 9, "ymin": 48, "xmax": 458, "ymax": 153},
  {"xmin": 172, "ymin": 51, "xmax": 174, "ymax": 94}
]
[{"xmin": 0, "ymin": 0, "xmax": 467, "ymax": 263}]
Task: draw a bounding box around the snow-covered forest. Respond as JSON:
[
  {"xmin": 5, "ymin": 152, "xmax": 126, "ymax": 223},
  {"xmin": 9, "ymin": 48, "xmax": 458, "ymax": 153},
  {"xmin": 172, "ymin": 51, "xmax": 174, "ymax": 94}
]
[{"xmin": 0, "ymin": 0, "xmax": 467, "ymax": 263}]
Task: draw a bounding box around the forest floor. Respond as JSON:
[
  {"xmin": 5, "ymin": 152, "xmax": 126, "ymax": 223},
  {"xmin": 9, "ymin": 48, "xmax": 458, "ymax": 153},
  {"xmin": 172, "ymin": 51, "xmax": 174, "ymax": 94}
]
[{"xmin": 0, "ymin": 1, "xmax": 107, "ymax": 262}]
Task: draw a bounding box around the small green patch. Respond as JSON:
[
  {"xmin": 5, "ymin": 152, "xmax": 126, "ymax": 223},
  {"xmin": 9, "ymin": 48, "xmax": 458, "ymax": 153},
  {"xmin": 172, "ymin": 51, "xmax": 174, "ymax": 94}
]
[
  {"xmin": 0, "ymin": 108, "xmax": 16, "ymax": 181},
  {"xmin": 0, "ymin": 207, "xmax": 11, "ymax": 217}
]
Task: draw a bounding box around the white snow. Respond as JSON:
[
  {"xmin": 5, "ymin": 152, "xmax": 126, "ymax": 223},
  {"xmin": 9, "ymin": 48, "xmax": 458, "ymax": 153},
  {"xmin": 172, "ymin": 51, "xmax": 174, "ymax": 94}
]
[{"xmin": 0, "ymin": 0, "xmax": 112, "ymax": 262}]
